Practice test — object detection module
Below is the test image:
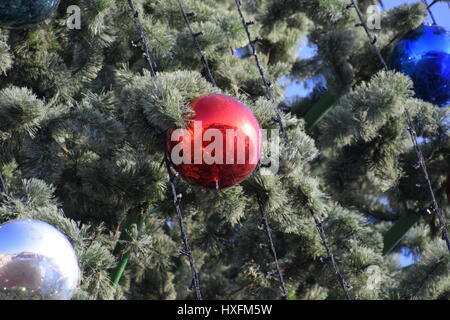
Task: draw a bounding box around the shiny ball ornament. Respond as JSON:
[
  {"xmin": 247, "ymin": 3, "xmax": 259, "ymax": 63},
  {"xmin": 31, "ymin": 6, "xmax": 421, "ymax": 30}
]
[
  {"xmin": 0, "ymin": 0, "xmax": 60, "ymax": 29},
  {"xmin": 389, "ymin": 24, "xmax": 450, "ymax": 108},
  {"xmin": 166, "ymin": 94, "xmax": 262, "ymax": 190},
  {"xmin": 0, "ymin": 219, "xmax": 79, "ymax": 300}
]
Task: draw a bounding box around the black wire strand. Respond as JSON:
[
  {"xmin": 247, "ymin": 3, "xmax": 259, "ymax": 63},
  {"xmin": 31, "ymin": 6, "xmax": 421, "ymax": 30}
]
[
  {"xmin": 165, "ymin": 153, "xmax": 203, "ymax": 300},
  {"xmin": 313, "ymin": 214, "xmax": 353, "ymax": 300},
  {"xmin": 127, "ymin": 0, "xmax": 157, "ymax": 76},
  {"xmin": 421, "ymin": 0, "xmax": 437, "ymax": 25},
  {"xmin": 177, "ymin": 0, "xmax": 217, "ymax": 87},
  {"xmin": 126, "ymin": 0, "xmax": 203, "ymax": 299},
  {"xmin": 257, "ymin": 196, "xmax": 288, "ymax": 300},
  {"xmin": 404, "ymin": 111, "xmax": 450, "ymax": 251},
  {"xmin": 236, "ymin": 0, "xmax": 356, "ymax": 300},
  {"xmin": 235, "ymin": 0, "xmax": 292, "ymax": 300},
  {"xmin": 235, "ymin": 0, "xmax": 272, "ymax": 100},
  {"xmin": 352, "ymin": 1, "xmax": 388, "ymax": 70},
  {"xmin": 348, "ymin": 0, "xmax": 450, "ymax": 252},
  {"xmin": 427, "ymin": 0, "xmax": 449, "ymax": 11},
  {"xmin": 233, "ymin": 0, "xmax": 289, "ymax": 145}
]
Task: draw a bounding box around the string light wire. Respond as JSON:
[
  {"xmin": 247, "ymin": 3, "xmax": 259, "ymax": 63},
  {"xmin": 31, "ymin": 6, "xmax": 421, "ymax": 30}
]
[
  {"xmin": 177, "ymin": 0, "xmax": 217, "ymax": 87},
  {"xmin": 125, "ymin": 0, "xmax": 203, "ymax": 299},
  {"xmin": 234, "ymin": 0, "xmax": 354, "ymax": 300}
]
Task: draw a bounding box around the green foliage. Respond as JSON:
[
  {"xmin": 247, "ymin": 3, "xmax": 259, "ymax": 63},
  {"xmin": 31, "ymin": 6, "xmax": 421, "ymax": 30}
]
[
  {"xmin": 0, "ymin": 31, "xmax": 12, "ymax": 74},
  {"xmin": 120, "ymin": 70, "xmax": 219, "ymax": 132},
  {"xmin": 397, "ymin": 241, "xmax": 450, "ymax": 299},
  {"xmin": 0, "ymin": 0, "xmax": 448, "ymax": 300},
  {"xmin": 0, "ymin": 87, "xmax": 45, "ymax": 134}
]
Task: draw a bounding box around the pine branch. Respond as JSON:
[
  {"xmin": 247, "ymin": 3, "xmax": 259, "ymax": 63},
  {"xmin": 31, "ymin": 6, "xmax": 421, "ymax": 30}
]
[
  {"xmin": 217, "ymin": 265, "xmax": 291, "ymax": 300},
  {"xmin": 349, "ymin": 0, "xmax": 450, "ymax": 253},
  {"xmin": 234, "ymin": 0, "xmax": 272, "ymax": 100},
  {"xmin": 0, "ymin": 171, "xmax": 7, "ymax": 199},
  {"xmin": 177, "ymin": 0, "xmax": 217, "ymax": 87},
  {"xmin": 111, "ymin": 204, "xmax": 147, "ymax": 288},
  {"xmin": 217, "ymin": 282, "xmax": 255, "ymax": 300},
  {"xmin": 408, "ymin": 256, "xmax": 445, "ymax": 299},
  {"xmin": 127, "ymin": 0, "xmax": 157, "ymax": 76},
  {"xmin": 257, "ymin": 195, "xmax": 288, "ymax": 300},
  {"xmin": 164, "ymin": 153, "xmax": 202, "ymax": 300},
  {"xmin": 234, "ymin": 0, "xmax": 289, "ymax": 144},
  {"xmin": 120, "ymin": 0, "xmax": 204, "ymax": 300},
  {"xmin": 312, "ymin": 214, "xmax": 353, "ymax": 300}
]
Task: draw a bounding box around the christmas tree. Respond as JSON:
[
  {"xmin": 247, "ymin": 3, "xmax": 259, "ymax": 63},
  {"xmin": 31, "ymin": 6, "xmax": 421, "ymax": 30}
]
[{"xmin": 0, "ymin": 0, "xmax": 449, "ymax": 300}]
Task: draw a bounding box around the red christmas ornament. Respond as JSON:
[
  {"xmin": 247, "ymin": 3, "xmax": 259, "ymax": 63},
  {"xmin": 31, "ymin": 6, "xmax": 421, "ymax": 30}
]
[{"xmin": 166, "ymin": 94, "xmax": 262, "ymax": 190}]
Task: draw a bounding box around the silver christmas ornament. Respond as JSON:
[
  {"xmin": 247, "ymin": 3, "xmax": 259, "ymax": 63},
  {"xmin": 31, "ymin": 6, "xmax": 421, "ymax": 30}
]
[{"xmin": 0, "ymin": 219, "xmax": 80, "ymax": 300}]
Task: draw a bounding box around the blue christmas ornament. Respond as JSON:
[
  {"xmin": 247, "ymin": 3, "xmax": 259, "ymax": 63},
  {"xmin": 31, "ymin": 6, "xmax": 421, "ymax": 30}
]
[
  {"xmin": 0, "ymin": 0, "xmax": 60, "ymax": 29},
  {"xmin": 389, "ymin": 25, "xmax": 450, "ymax": 108}
]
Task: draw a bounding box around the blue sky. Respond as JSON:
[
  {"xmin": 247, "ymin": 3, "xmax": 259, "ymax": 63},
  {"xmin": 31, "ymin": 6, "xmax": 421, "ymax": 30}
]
[{"xmin": 283, "ymin": 0, "xmax": 450, "ymax": 99}]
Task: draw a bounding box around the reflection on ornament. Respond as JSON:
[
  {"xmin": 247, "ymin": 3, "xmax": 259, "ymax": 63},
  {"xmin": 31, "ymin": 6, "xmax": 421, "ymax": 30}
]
[
  {"xmin": 0, "ymin": 0, "xmax": 60, "ymax": 29},
  {"xmin": 0, "ymin": 219, "xmax": 79, "ymax": 300},
  {"xmin": 0, "ymin": 252, "xmax": 45, "ymax": 290},
  {"xmin": 166, "ymin": 94, "xmax": 262, "ymax": 190},
  {"xmin": 389, "ymin": 24, "xmax": 450, "ymax": 108}
]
